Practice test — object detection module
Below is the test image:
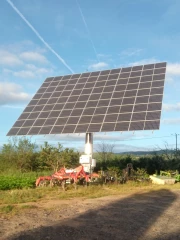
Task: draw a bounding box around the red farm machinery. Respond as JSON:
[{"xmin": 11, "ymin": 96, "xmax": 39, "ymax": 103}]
[{"xmin": 36, "ymin": 165, "xmax": 99, "ymax": 189}]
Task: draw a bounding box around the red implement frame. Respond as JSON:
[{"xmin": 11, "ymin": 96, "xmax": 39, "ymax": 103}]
[{"xmin": 36, "ymin": 165, "xmax": 93, "ymax": 187}]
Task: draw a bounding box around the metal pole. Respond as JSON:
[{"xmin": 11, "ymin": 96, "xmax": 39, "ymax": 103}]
[{"xmin": 172, "ymin": 133, "xmax": 179, "ymax": 159}]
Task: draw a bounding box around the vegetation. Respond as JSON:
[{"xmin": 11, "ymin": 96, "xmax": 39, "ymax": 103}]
[
  {"xmin": 0, "ymin": 137, "xmax": 79, "ymax": 173},
  {"xmin": 0, "ymin": 137, "xmax": 179, "ymax": 217},
  {"xmin": 0, "ymin": 137, "xmax": 180, "ymax": 192},
  {"xmin": 94, "ymin": 142, "xmax": 180, "ymax": 174}
]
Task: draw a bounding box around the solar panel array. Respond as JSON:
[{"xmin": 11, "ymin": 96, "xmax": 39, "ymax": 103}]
[{"xmin": 7, "ymin": 62, "xmax": 166, "ymax": 136}]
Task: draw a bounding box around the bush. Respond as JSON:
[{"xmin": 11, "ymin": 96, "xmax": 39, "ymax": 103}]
[{"xmin": 0, "ymin": 176, "xmax": 35, "ymax": 190}]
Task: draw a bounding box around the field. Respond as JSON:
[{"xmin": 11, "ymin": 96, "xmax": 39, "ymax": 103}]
[{"xmin": 1, "ymin": 183, "xmax": 180, "ymax": 240}]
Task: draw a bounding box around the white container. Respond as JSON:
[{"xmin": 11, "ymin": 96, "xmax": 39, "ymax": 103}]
[{"xmin": 79, "ymin": 155, "xmax": 91, "ymax": 164}]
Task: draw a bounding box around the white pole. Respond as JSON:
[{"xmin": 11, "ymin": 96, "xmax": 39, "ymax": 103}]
[{"xmin": 84, "ymin": 133, "xmax": 93, "ymax": 174}]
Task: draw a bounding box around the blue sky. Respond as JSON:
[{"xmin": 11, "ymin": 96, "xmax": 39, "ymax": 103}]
[{"xmin": 0, "ymin": 0, "xmax": 180, "ymax": 152}]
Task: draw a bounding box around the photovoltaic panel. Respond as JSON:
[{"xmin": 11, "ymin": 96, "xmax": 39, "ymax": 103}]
[{"xmin": 7, "ymin": 62, "xmax": 167, "ymax": 136}]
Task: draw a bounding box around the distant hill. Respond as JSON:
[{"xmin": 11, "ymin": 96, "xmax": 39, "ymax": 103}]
[{"xmin": 117, "ymin": 149, "xmax": 174, "ymax": 156}]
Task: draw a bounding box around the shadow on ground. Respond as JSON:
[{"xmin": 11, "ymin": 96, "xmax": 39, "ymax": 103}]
[{"xmin": 8, "ymin": 189, "xmax": 179, "ymax": 240}]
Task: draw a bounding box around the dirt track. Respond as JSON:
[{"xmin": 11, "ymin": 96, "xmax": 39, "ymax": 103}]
[{"xmin": 1, "ymin": 188, "xmax": 180, "ymax": 240}]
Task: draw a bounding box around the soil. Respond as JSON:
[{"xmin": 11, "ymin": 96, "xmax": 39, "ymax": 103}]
[{"xmin": 0, "ymin": 188, "xmax": 180, "ymax": 240}]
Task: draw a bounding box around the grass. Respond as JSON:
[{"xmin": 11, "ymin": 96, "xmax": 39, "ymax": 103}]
[
  {"xmin": 0, "ymin": 205, "xmax": 14, "ymax": 214},
  {"xmin": 0, "ymin": 182, "xmax": 180, "ymax": 216}
]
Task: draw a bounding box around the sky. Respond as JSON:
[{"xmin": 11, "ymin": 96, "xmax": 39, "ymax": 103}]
[{"xmin": 0, "ymin": 0, "xmax": 180, "ymax": 153}]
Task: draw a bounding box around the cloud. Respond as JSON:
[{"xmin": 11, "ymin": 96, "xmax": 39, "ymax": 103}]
[
  {"xmin": 166, "ymin": 63, "xmax": 180, "ymax": 76},
  {"xmin": 165, "ymin": 76, "xmax": 174, "ymax": 83},
  {"xmin": 97, "ymin": 53, "xmax": 113, "ymax": 63},
  {"xmin": 97, "ymin": 54, "xmax": 110, "ymax": 58},
  {"xmin": 2, "ymin": 105, "xmax": 24, "ymax": 109},
  {"xmin": 13, "ymin": 70, "xmax": 35, "ymax": 78},
  {"xmin": 0, "ymin": 82, "xmax": 31, "ymax": 105},
  {"xmin": 163, "ymin": 103, "xmax": 180, "ymax": 111},
  {"xmin": 89, "ymin": 62, "xmax": 109, "ymax": 71},
  {"xmin": 162, "ymin": 118, "xmax": 180, "ymax": 125},
  {"xmin": 129, "ymin": 58, "xmax": 159, "ymax": 66},
  {"xmin": 12, "ymin": 65, "xmax": 54, "ymax": 79},
  {"xmin": 121, "ymin": 48, "xmax": 143, "ymax": 57},
  {"xmin": 0, "ymin": 50, "xmax": 22, "ymax": 66},
  {"xmin": 1, "ymin": 40, "xmax": 46, "ymax": 55},
  {"xmin": 20, "ymin": 51, "xmax": 49, "ymax": 64}
]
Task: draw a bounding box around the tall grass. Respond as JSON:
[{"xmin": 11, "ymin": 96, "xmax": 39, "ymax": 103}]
[{"xmin": 1, "ymin": 182, "xmax": 180, "ymax": 207}]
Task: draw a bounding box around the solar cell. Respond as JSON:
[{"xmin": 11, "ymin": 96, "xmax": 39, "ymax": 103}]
[
  {"xmin": 29, "ymin": 127, "xmax": 41, "ymax": 135},
  {"xmin": 130, "ymin": 71, "xmax": 141, "ymax": 77},
  {"xmin": 62, "ymin": 125, "xmax": 76, "ymax": 134},
  {"xmin": 104, "ymin": 114, "xmax": 118, "ymax": 122},
  {"xmin": 134, "ymin": 104, "xmax": 147, "ymax": 112},
  {"xmin": 7, "ymin": 62, "xmax": 167, "ymax": 135},
  {"xmin": 88, "ymin": 124, "xmax": 101, "ymax": 132},
  {"xmin": 94, "ymin": 107, "xmax": 107, "ymax": 115},
  {"xmin": 147, "ymin": 103, "xmax": 162, "ymax": 111},
  {"xmin": 39, "ymin": 111, "xmax": 50, "ymax": 118},
  {"xmin": 118, "ymin": 113, "xmax": 131, "ymax": 121},
  {"xmin": 75, "ymin": 124, "xmax": 89, "ymax": 133},
  {"xmin": 115, "ymin": 122, "xmax": 129, "ymax": 131},
  {"xmin": 110, "ymin": 98, "xmax": 123, "ymax": 106},
  {"xmin": 89, "ymin": 94, "xmax": 100, "ymax": 100},
  {"xmin": 28, "ymin": 112, "xmax": 39, "ymax": 119},
  {"xmin": 100, "ymin": 70, "xmax": 110, "ymax": 75},
  {"xmin": 34, "ymin": 119, "xmax": 46, "ymax": 126},
  {"xmin": 13, "ymin": 121, "xmax": 24, "ymax": 127},
  {"xmin": 56, "ymin": 118, "xmax": 68, "ymax": 125},
  {"xmin": 143, "ymin": 64, "xmax": 154, "ymax": 70},
  {"xmin": 39, "ymin": 126, "xmax": 52, "ymax": 134},
  {"xmin": 137, "ymin": 89, "xmax": 150, "ymax": 96},
  {"xmin": 117, "ymin": 78, "xmax": 128, "ymax": 85},
  {"xmin": 124, "ymin": 90, "xmax": 137, "ymax": 97},
  {"xmin": 132, "ymin": 65, "xmax": 143, "ymax": 71},
  {"xmin": 101, "ymin": 123, "xmax": 116, "ymax": 131},
  {"xmin": 91, "ymin": 115, "xmax": 104, "ymax": 123},
  {"xmin": 129, "ymin": 121, "xmax": 144, "ymax": 131},
  {"xmin": 132, "ymin": 112, "xmax": 146, "ymax": 121},
  {"xmin": 110, "ymin": 68, "xmax": 121, "ymax": 74},
  {"xmin": 44, "ymin": 118, "xmax": 56, "ymax": 126},
  {"xmin": 121, "ymin": 67, "xmax": 131, "ymax": 73},
  {"xmin": 18, "ymin": 128, "xmax": 30, "ymax": 135},
  {"xmin": 144, "ymin": 120, "xmax": 160, "ymax": 130},
  {"xmin": 153, "ymin": 74, "xmax": 165, "ymax": 81}
]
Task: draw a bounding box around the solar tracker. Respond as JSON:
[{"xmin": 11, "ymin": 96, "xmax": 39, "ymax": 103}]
[{"xmin": 7, "ymin": 62, "xmax": 167, "ymax": 136}]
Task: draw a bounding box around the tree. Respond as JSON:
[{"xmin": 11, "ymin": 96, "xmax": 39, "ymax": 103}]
[
  {"xmin": 38, "ymin": 142, "xmax": 80, "ymax": 171},
  {"xmin": 16, "ymin": 137, "xmax": 37, "ymax": 171},
  {"xmin": 0, "ymin": 137, "xmax": 37, "ymax": 172},
  {"xmin": 60, "ymin": 148, "xmax": 79, "ymax": 168},
  {"xmin": 95, "ymin": 142, "xmax": 115, "ymax": 169},
  {"xmin": 38, "ymin": 142, "xmax": 63, "ymax": 172}
]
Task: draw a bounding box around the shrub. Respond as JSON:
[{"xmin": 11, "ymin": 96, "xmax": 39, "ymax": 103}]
[{"xmin": 0, "ymin": 176, "xmax": 35, "ymax": 190}]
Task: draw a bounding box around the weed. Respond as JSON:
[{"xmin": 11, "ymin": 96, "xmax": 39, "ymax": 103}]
[{"xmin": 0, "ymin": 205, "xmax": 14, "ymax": 214}]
